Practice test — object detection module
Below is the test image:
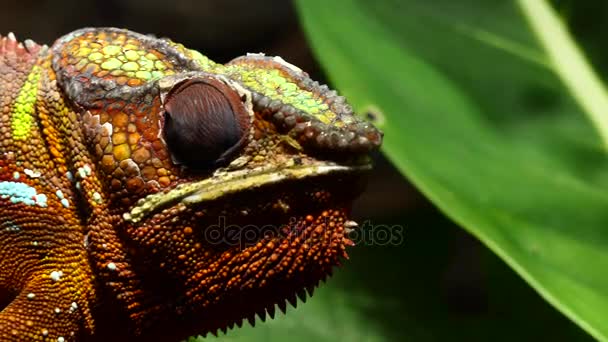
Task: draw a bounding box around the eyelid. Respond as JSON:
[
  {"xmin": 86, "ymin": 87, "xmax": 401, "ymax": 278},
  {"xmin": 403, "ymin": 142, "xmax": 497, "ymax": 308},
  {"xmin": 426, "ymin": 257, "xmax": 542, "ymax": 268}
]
[{"xmin": 161, "ymin": 78, "xmax": 250, "ymax": 169}]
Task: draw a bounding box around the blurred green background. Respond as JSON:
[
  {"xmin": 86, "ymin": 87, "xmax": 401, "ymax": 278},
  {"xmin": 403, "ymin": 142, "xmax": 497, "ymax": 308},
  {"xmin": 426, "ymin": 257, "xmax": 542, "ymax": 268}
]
[{"xmin": 2, "ymin": 1, "xmax": 607, "ymax": 341}]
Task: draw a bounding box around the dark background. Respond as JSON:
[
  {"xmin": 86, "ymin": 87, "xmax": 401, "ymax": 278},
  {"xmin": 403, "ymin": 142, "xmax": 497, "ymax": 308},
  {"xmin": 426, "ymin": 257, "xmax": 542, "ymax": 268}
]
[{"xmin": 2, "ymin": 1, "xmax": 605, "ymax": 340}]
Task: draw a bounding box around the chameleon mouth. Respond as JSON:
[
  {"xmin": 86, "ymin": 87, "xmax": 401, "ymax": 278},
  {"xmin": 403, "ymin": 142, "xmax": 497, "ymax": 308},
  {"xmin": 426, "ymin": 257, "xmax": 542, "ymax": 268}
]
[{"xmin": 123, "ymin": 159, "xmax": 372, "ymax": 224}]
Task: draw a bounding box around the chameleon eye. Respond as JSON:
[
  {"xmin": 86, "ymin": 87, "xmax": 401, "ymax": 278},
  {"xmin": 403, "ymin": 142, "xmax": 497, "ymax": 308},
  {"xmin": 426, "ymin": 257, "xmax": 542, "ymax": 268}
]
[{"xmin": 162, "ymin": 78, "xmax": 250, "ymax": 169}]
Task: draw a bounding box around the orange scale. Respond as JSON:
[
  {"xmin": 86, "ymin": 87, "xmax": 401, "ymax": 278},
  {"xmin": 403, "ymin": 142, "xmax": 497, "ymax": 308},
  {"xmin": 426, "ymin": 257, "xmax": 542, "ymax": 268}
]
[
  {"xmin": 99, "ymin": 111, "xmax": 111, "ymax": 123},
  {"xmin": 147, "ymin": 137, "xmax": 164, "ymax": 152},
  {"xmin": 126, "ymin": 177, "xmax": 145, "ymax": 192},
  {"xmin": 112, "ymin": 132, "xmax": 127, "ymax": 145},
  {"xmin": 154, "ymin": 148, "xmax": 170, "ymax": 162},
  {"xmin": 60, "ymin": 55, "xmax": 72, "ymax": 65},
  {"xmin": 73, "ymin": 60, "xmax": 88, "ymax": 72},
  {"xmin": 113, "ymin": 144, "xmax": 131, "ymax": 161},
  {"xmin": 109, "ymin": 68, "xmax": 124, "ymax": 76},
  {"xmin": 98, "ymin": 70, "xmax": 114, "ymax": 80},
  {"xmin": 140, "ymin": 166, "xmax": 157, "ymax": 180},
  {"xmin": 128, "ymin": 132, "xmax": 141, "ymax": 145},
  {"xmin": 130, "ymin": 148, "xmax": 150, "ymax": 164},
  {"xmin": 115, "ymin": 76, "xmax": 129, "ymax": 86},
  {"xmin": 127, "ymin": 78, "xmax": 143, "ymax": 87},
  {"xmin": 84, "ymin": 63, "xmax": 101, "ymax": 74},
  {"xmin": 100, "ymin": 155, "xmax": 116, "ymax": 171}
]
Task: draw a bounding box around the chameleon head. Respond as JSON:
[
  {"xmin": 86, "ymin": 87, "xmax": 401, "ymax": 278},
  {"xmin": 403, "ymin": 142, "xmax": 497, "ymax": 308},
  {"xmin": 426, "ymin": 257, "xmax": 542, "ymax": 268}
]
[
  {"xmin": 53, "ymin": 28, "xmax": 382, "ymax": 337},
  {"xmin": 122, "ymin": 60, "xmax": 381, "ymax": 333},
  {"xmin": 121, "ymin": 59, "xmax": 381, "ymax": 334}
]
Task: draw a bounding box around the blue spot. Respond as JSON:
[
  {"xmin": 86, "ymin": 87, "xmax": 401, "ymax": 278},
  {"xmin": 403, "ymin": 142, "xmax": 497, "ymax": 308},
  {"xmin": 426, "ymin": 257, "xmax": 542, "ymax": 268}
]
[
  {"xmin": 34, "ymin": 194, "xmax": 47, "ymax": 207},
  {"xmin": 0, "ymin": 181, "xmax": 46, "ymax": 207}
]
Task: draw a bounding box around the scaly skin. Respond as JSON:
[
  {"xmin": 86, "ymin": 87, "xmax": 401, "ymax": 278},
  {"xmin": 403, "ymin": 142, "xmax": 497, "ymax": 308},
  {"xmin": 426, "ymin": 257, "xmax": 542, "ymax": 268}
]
[{"xmin": 0, "ymin": 28, "xmax": 382, "ymax": 341}]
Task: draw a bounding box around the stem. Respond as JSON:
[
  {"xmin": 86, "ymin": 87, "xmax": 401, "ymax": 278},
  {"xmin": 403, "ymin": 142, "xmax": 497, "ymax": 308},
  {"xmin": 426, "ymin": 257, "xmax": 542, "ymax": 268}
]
[{"xmin": 518, "ymin": 0, "xmax": 608, "ymax": 150}]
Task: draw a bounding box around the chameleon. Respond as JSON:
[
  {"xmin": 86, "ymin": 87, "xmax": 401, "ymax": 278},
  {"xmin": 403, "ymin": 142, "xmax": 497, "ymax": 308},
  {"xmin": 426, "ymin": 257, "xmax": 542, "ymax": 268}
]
[{"xmin": 0, "ymin": 28, "xmax": 382, "ymax": 341}]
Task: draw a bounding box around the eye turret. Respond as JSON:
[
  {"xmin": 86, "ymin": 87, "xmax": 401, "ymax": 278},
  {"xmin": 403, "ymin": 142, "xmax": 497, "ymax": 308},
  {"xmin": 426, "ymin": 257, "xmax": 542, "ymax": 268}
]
[{"xmin": 162, "ymin": 78, "xmax": 250, "ymax": 169}]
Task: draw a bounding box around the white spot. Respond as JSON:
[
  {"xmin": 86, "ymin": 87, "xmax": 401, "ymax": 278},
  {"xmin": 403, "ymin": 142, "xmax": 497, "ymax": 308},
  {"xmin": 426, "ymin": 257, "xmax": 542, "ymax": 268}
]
[
  {"xmin": 12, "ymin": 171, "xmax": 19, "ymax": 180},
  {"xmin": 246, "ymin": 52, "xmax": 265, "ymax": 57},
  {"xmin": 70, "ymin": 301, "xmax": 78, "ymax": 312},
  {"xmin": 102, "ymin": 122, "xmax": 113, "ymax": 136},
  {"xmin": 34, "ymin": 193, "xmax": 48, "ymax": 207},
  {"xmin": 42, "ymin": 329, "xmax": 48, "ymax": 336},
  {"xmin": 24, "ymin": 168, "xmax": 41, "ymax": 178},
  {"xmin": 344, "ymin": 220, "xmax": 359, "ymax": 228},
  {"xmin": 26, "ymin": 293, "xmax": 35, "ymax": 300},
  {"xmin": 122, "ymin": 159, "xmax": 141, "ymax": 176},
  {"xmin": 57, "ymin": 337, "xmax": 65, "ymax": 342},
  {"xmin": 102, "ymin": 243, "xmax": 108, "ymax": 249},
  {"xmin": 227, "ymin": 155, "xmax": 251, "ymax": 170},
  {"xmin": 83, "ymin": 233, "xmax": 90, "ymax": 248},
  {"xmin": 66, "ymin": 171, "xmax": 74, "ymax": 182},
  {"xmin": 77, "ymin": 167, "xmax": 86, "ymax": 179},
  {"xmin": 7, "ymin": 32, "xmax": 16, "ymax": 41},
  {"xmin": 50, "ymin": 270, "xmax": 63, "ymax": 282},
  {"xmin": 56, "ymin": 190, "xmax": 64, "ymax": 199},
  {"xmin": 107, "ymin": 262, "xmax": 117, "ymax": 271},
  {"xmin": 272, "ymin": 56, "xmax": 303, "ymax": 73},
  {"xmin": 5, "ymin": 223, "xmax": 19, "ymax": 232},
  {"xmin": 76, "ymin": 164, "xmax": 92, "ymax": 179},
  {"xmin": 93, "ymin": 191, "xmax": 102, "ymax": 203},
  {"xmin": 60, "ymin": 198, "xmax": 70, "ymax": 208},
  {"xmin": 54, "ymin": 307, "xmax": 61, "ymax": 314},
  {"xmin": 32, "ymin": 241, "xmax": 38, "ymax": 246}
]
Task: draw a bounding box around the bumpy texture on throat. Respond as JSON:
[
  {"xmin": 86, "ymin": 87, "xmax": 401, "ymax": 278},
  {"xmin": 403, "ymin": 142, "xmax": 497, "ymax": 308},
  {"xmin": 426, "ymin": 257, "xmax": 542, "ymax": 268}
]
[{"xmin": 0, "ymin": 28, "xmax": 382, "ymax": 341}]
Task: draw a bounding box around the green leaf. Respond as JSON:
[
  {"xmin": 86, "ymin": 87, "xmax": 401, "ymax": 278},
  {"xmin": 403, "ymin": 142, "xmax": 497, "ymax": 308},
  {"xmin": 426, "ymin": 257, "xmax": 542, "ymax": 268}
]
[
  {"xmin": 518, "ymin": 0, "xmax": 608, "ymax": 149},
  {"xmin": 293, "ymin": 0, "xmax": 608, "ymax": 340}
]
